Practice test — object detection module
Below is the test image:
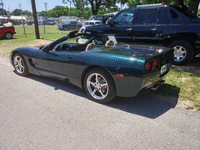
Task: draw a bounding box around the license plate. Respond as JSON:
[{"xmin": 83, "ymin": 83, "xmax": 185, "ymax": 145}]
[{"xmin": 161, "ymin": 65, "xmax": 167, "ymax": 74}]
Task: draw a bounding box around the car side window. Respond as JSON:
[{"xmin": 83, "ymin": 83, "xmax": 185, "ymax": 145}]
[
  {"xmin": 113, "ymin": 10, "xmax": 134, "ymax": 25},
  {"xmin": 170, "ymin": 10, "xmax": 179, "ymax": 19},
  {"xmin": 89, "ymin": 22, "xmax": 95, "ymax": 25},
  {"xmin": 136, "ymin": 9, "xmax": 160, "ymax": 24}
]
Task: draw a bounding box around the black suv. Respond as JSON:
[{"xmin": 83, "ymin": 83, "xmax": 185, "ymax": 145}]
[
  {"xmin": 58, "ymin": 21, "xmax": 82, "ymax": 31},
  {"xmin": 85, "ymin": 3, "xmax": 200, "ymax": 65}
]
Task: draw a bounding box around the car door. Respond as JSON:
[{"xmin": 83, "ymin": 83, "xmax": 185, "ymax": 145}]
[
  {"xmin": 71, "ymin": 21, "xmax": 77, "ymax": 29},
  {"xmin": 108, "ymin": 9, "xmax": 135, "ymax": 40},
  {"xmin": 132, "ymin": 8, "xmax": 163, "ymax": 42},
  {"xmin": 34, "ymin": 48, "xmax": 79, "ymax": 81}
]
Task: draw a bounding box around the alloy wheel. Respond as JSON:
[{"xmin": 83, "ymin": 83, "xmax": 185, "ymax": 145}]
[
  {"xmin": 86, "ymin": 73, "xmax": 109, "ymax": 100},
  {"xmin": 173, "ymin": 45, "xmax": 187, "ymax": 62},
  {"xmin": 14, "ymin": 56, "xmax": 25, "ymax": 74}
]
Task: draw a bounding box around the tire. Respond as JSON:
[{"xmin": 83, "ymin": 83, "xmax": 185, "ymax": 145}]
[
  {"xmin": 84, "ymin": 68, "xmax": 116, "ymax": 104},
  {"xmin": 4, "ymin": 32, "xmax": 13, "ymax": 39},
  {"xmin": 167, "ymin": 40, "xmax": 194, "ymax": 65},
  {"xmin": 12, "ymin": 53, "xmax": 30, "ymax": 76}
]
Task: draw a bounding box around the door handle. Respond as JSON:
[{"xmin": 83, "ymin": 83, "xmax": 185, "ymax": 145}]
[
  {"xmin": 151, "ymin": 27, "xmax": 157, "ymax": 31},
  {"xmin": 68, "ymin": 56, "xmax": 72, "ymax": 59},
  {"xmin": 127, "ymin": 28, "xmax": 132, "ymax": 31}
]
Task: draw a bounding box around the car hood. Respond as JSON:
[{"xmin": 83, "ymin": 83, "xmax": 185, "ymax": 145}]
[{"xmin": 85, "ymin": 24, "xmax": 111, "ymax": 33}]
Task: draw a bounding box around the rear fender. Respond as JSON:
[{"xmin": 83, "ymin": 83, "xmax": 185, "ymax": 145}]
[{"xmin": 164, "ymin": 34, "xmax": 197, "ymax": 48}]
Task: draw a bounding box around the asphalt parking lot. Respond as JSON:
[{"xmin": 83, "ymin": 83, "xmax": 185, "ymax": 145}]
[{"xmin": 0, "ymin": 56, "xmax": 200, "ymax": 150}]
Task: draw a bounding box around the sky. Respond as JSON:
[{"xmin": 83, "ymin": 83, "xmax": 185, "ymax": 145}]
[
  {"xmin": 2, "ymin": 0, "xmax": 127, "ymax": 13},
  {"xmin": 2, "ymin": 0, "xmax": 71, "ymax": 12}
]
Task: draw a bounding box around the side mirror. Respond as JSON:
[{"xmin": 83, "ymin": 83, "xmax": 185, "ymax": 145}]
[{"xmin": 108, "ymin": 19, "xmax": 115, "ymax": 27}]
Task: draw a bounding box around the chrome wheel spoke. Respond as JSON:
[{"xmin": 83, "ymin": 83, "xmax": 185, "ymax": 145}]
[
  {"xmin": 95, "ymin": 74, "xmax": 99, "ymax": 83},
  {"xmin": 176, "ymin": 56, "xmax": 181, "ymax": 61},
  {"xmin": 14, "ymin": 64, "xmax": 19, "ymax": 68},
  {"xmin": 91, "ymin": 89, "xmax": 97, "ymax": 96},
  {"xmin": 88, "ymin": 80, "xmax": 95, "ymax": 87},
  {"xmin": 101, "ymin": 83, "xmax": 107, "ymax": 88},
  {"xmin": 99, "ymin": 90, "xmax": 106, "ymax": 98}
]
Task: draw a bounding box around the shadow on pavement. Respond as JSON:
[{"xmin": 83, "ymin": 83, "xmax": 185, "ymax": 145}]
[
  {"xmin": 106, "ymin": 87, "xmax": 179, "ymax": 119},
  {"xmin": 18, "ymin": 73, "xmax": 179, "ymax": 119}
]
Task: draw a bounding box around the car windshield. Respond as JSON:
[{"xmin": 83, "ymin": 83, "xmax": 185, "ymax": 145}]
[
  {"xmin": 60, "ymin": 34, "xmax": 118, "ymax": 45},
  {"xmin": 60, "ymin": 36, "xmax": 90, "ymax": 44},
  {"xmin": 114, "ymin": 10, "xmax": 134, "ymax": 25}
]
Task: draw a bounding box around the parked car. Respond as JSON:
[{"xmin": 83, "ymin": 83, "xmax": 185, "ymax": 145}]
[
  {"xmin": 85, "ymin": 3, "xmax": 200, "ymax": 65},
  {"xmin": 0, "ymin": 25, "xmax": 16, "ymax": 39},
  {"xmin": 88, "ymin": 15, "xmax": 103, "ymax": 21},
  {"xmin": 57, "ymin": 21, "xmax": 82, "ymax": 30},
  {"xmin": 78, "ymin": 20, "xmax": 103, "ymax": 33},
  {"xmin": 88, "ymin": 14, "xmax": 116, "ymax": 24},
  {"xmin": 10, "ymin": 30, "xmax": 173, "ymax": 104}
]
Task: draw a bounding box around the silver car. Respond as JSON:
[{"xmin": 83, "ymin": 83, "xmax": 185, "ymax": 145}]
[{"xmin": 79, "ymin": 20, "xmax": 103, "ymax": 33}]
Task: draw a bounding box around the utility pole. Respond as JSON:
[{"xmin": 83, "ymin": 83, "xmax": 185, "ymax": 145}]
[
  {"xmin": 69, "ymin": 0, "xmax": 71, "ymax": 14},
  {"xmin": 18, "ymin": 3, "xmax": 22, "ymax": 15},
  {"xmin": 63, "ymin": 0, "xmax": 71, "ymax": 15},
  {"xmin": 31, "ymin": 0, "xmax": 40, "ymax": 39},
  {"xmin": 8, "ymin": 7, "xmax": 10, "ymax": 22},
  {"xmin": 19, "ymin": 3, "xmax": 22, "ymax": 10},
  {"xmin": 43, "ymin": 2, "xmax": 48, "ymax": 11}
]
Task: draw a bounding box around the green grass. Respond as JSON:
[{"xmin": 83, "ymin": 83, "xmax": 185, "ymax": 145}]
[
  {"xmin": 157, "ymin": 66, "xmax": 200, "ymax": 109},
  {"xmin": 0, "ymin": 32, "xmax": 69, "ymax": 57},
  {"xmin": 14, "ymin": 25, "xmax": 70, "ymax": 35}
]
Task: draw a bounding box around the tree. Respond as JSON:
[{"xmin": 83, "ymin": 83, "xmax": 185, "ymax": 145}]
[
  {"xmin": 186, "ymin": 0, "xmax": 199, "ymax": 15},
  {"xmin": 38, "ymin": 11, "xmax": 49, "ymax": 17},
  {"xmin": 125, "ymin": 0, "xmax": 199, "ymax": 16},
  {"xmin": 49, "ymin": 6, "xmax": 69, "ymax": 17},
  {"xmin": 0, "ymin": 9, "xmax": 7, "ymax": 15},
  {"xmin": 38, "ymin": 6, "xmax": 69, "ymax": 17},
  {"xmin": 63, "ymin": 0, "xmax": 118, "ymax": 15},
  {"xmin": 22, "ymin": 10, "xmax": 32, "ymax": 16},
  {"xmin": 12, "ymin": 9, "xmax": 23, "ymax": 16},
  {"xmin": 198, "ymin": 9, "xmax": 200, "ymax": 16}
]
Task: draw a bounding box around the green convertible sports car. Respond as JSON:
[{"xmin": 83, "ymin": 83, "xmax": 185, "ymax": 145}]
[{"xmin": 10, "ymin": 30, "xmax": 174, "ymax": 103}]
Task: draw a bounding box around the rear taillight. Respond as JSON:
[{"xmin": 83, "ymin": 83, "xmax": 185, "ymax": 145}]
[
  {"xmin": 114, "ymin": 74, "xmax": 125, "ymax": 78},
  {"xmin": 153, "ymin": 59, "xmax": 158, "ymax": 67},
  {"xmin": 145, "ymin": 62, "xmax": 151, "ymax": 71}
]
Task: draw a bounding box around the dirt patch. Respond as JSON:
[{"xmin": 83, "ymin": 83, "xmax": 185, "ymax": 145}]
[
  {"xmin": 181, "ymin": 77, "xmax": 188, "ymax": 82},
  {"xmin": 178, "ymin": 100, "xmax": 200, "ymax": 111},
  {"xmin": 28, "ymin": 39, "xmax": 53, "ymax": 47}
]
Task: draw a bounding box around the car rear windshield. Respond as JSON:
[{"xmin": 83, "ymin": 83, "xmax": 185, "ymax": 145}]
[{"xmin": 172, "ymin": 6, "xmax": 197, "ymax": 18}]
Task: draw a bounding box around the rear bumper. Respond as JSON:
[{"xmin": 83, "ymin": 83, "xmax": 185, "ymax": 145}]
[
  {"xmin": 115, "ymin": 63, "xmax": 171, "ymax": 97},
  {"xmin": 141, "ymin": 79, "xmax": 165, "ymax": 92}
]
